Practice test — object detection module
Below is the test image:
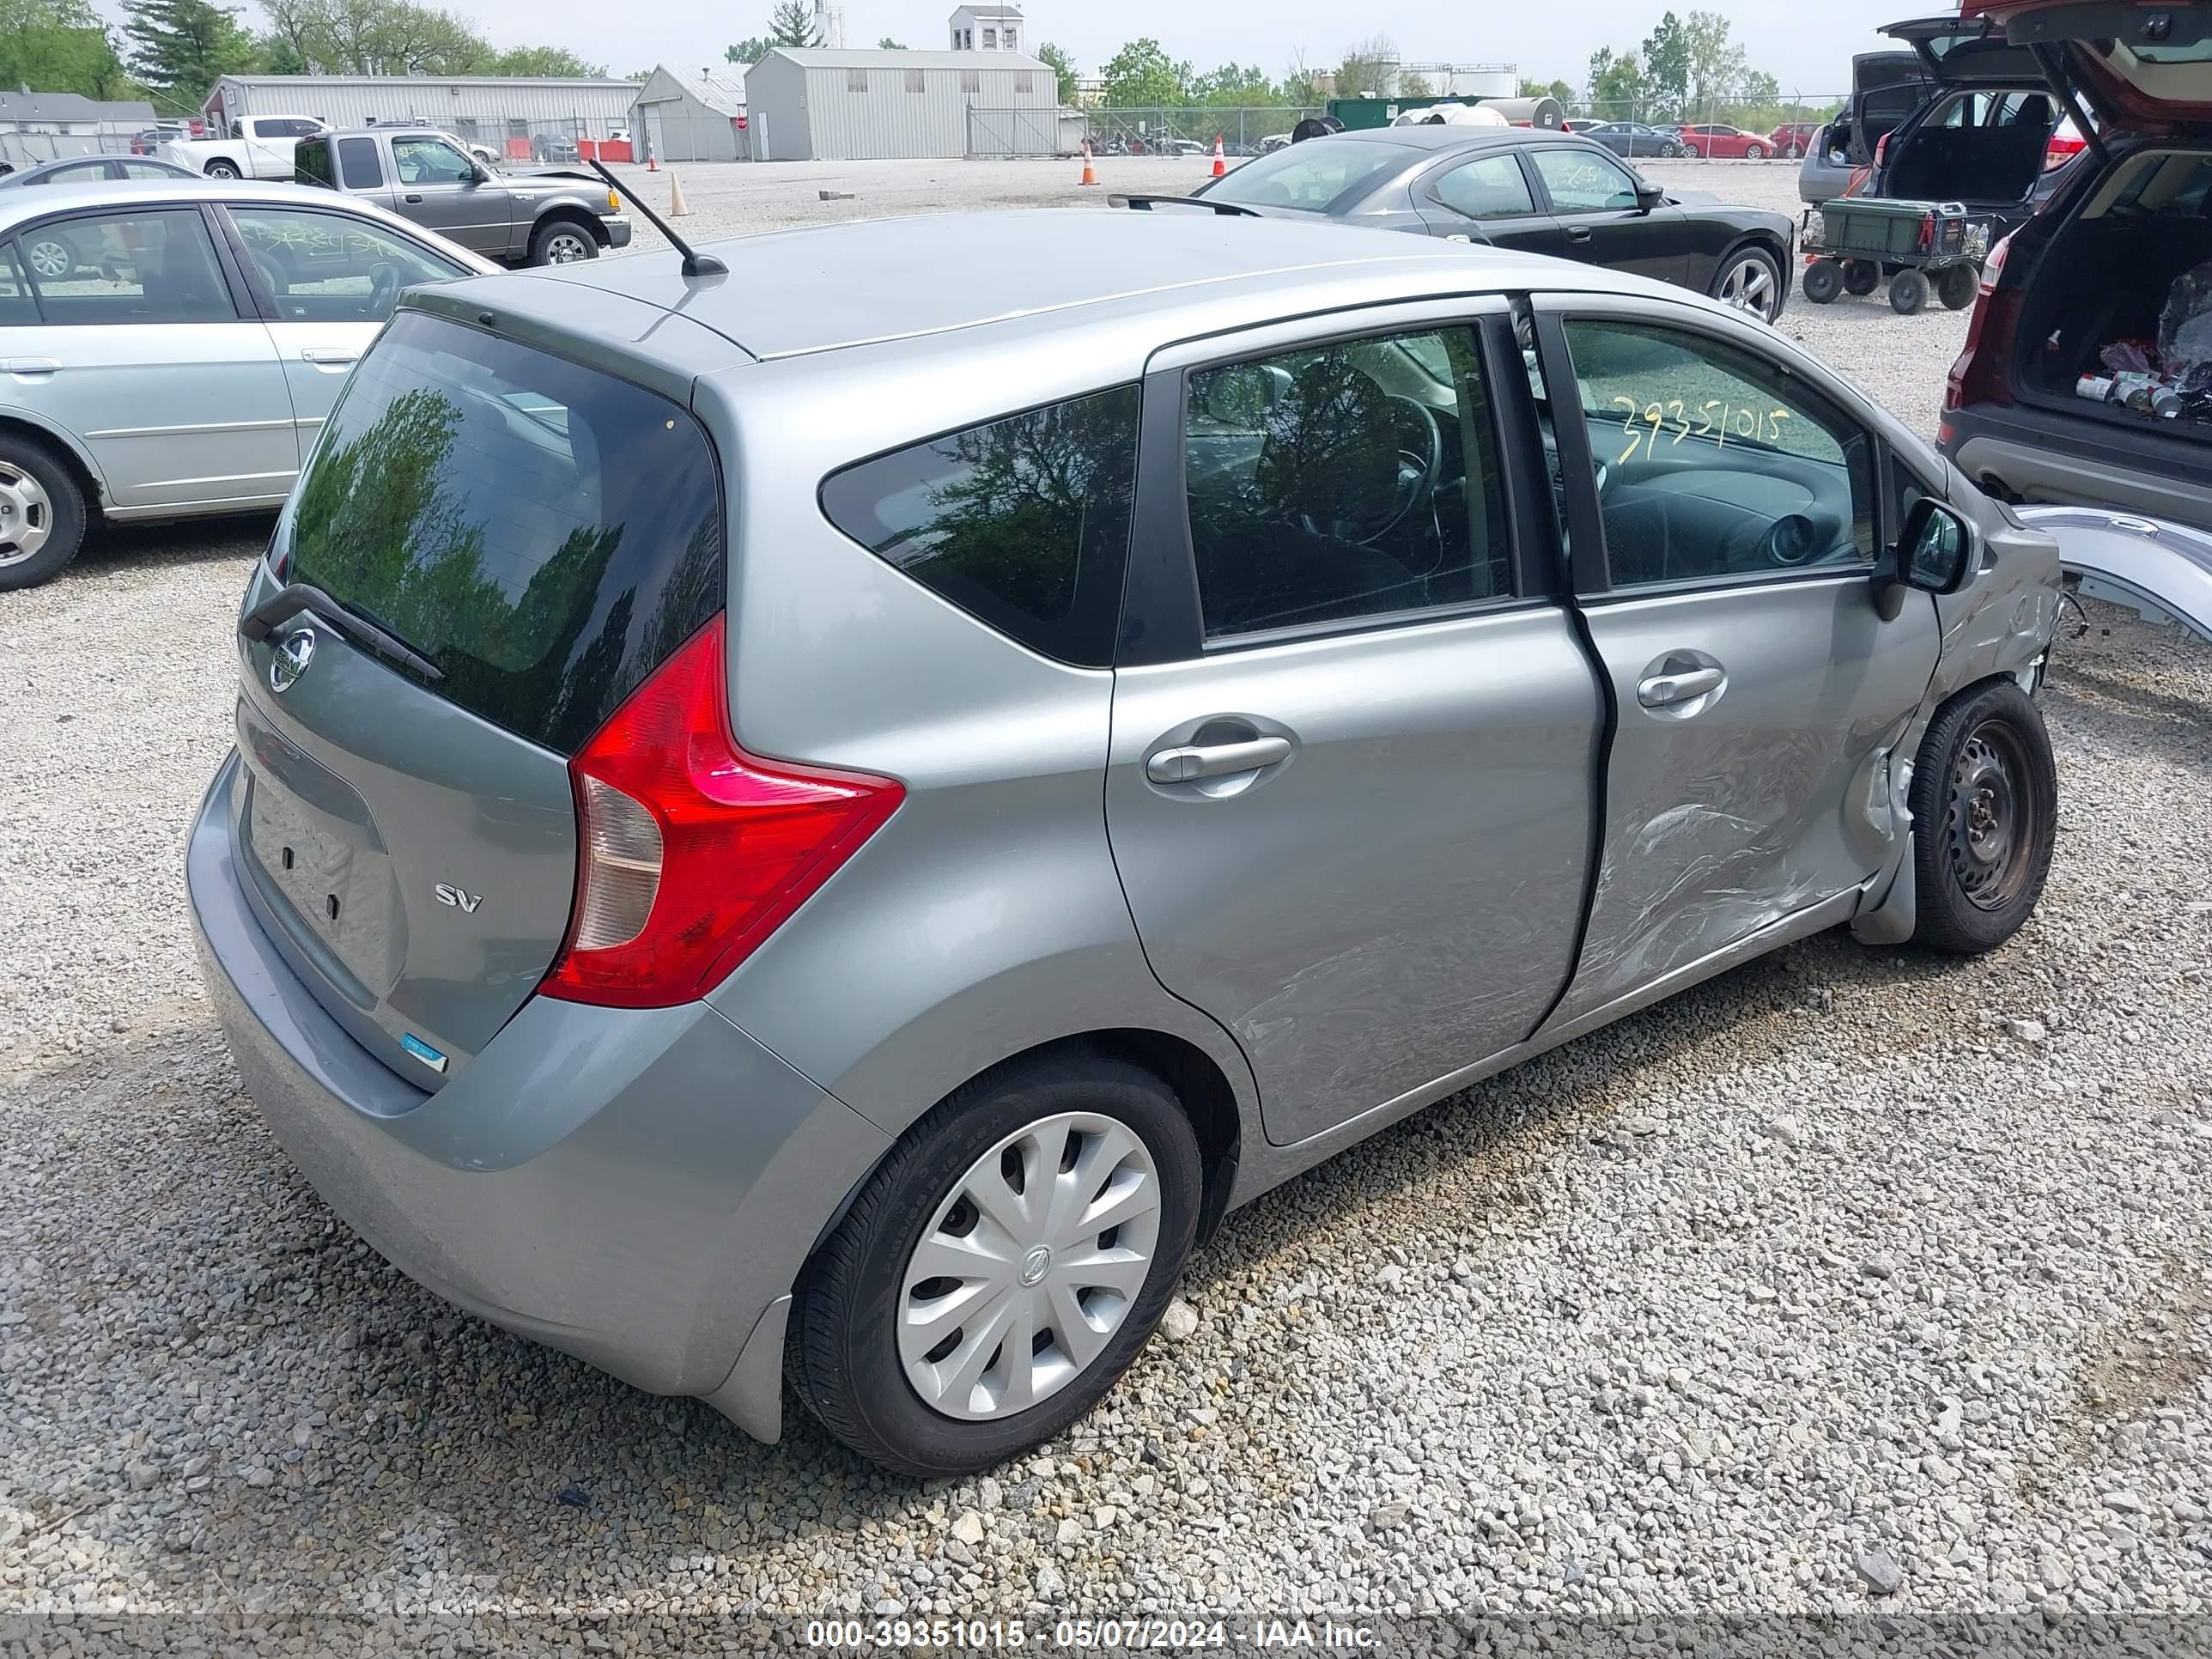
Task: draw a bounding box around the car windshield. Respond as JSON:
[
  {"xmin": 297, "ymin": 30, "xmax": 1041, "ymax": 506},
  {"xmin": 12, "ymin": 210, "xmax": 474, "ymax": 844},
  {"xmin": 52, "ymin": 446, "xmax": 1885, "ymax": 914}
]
[{"xmin": 1200, "ymin": 139, "xmax": 1420, "ymax": 212}]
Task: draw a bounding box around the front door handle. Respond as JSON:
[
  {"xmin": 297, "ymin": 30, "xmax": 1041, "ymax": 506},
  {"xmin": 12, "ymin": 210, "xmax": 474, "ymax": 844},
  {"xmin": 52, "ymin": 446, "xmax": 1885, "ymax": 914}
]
[
  {"xmin": 404, "ymin": 192, "xmax": 423, "ymax": 203},
  {"xmin": 1638, "ymin": 665, "xmax": 1725, "ymax": 708},
  {"xmin": 1564, "ymin": 225, "xmax": 1594, "ymax": 244},
  {"xmin": 1146, "ymin": 735, "xmax": 1292, "ymax": 784},
  {"xmin": 1, "ymin": 358, "xmax": 60, "ymax": 374},
  {"xmin": 300, "ymin": 347, "xmax": 358, "ymax": 366}
]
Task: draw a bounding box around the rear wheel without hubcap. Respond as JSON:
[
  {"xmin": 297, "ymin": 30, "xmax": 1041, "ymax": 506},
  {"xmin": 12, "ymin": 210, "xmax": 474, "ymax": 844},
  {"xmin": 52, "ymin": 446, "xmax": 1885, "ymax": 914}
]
[{"xmin": 1910, "ymin": 681, "xmax": 2057, "ymax": 953}]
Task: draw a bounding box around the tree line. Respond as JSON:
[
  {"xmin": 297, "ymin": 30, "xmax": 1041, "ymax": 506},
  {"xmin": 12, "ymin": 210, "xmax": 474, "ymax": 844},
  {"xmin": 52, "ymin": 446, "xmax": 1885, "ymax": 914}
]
[
  {"xmin": 2, "ymin": 0, "xmax": 609, "ymax": 120},
  {"xmin": 1586, "ymin": 9, "xmax": 1792, "ymax": 125}
]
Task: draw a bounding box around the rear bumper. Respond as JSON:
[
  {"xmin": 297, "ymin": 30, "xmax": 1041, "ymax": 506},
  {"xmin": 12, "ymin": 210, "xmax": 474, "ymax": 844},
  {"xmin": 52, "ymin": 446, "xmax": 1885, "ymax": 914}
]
[
  {"xmin": 1948, "ymin": 410, "xmax": 2212, "ymax": 533},
  {"xmin": 186, "ymin": 749, "xmax": 890, "ymax": 1438}
]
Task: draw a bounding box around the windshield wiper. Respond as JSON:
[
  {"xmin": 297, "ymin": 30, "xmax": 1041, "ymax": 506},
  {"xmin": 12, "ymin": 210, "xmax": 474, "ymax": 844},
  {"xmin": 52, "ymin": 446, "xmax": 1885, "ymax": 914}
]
[{"xmin": 240, "ymin": 582, "xmax": 445, "ymax": 683}]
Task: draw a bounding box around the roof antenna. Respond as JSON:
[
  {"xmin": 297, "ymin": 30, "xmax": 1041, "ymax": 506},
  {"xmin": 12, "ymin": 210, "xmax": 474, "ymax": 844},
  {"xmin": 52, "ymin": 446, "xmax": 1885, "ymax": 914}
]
[{"xmin": 588, "ymin": 157, "xmax": 726, "ymax": 277}]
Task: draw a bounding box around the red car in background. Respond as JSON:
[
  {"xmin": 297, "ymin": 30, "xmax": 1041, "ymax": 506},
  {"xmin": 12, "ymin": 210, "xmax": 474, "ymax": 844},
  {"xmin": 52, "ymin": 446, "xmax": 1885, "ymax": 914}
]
[
  {"xmin": 1770, "ymin": 121, "xmax": 1822, "ymax": 156},
  {"xmin": 1678, "ymin": 124, "xmax": 1771, "ymax": 158}
]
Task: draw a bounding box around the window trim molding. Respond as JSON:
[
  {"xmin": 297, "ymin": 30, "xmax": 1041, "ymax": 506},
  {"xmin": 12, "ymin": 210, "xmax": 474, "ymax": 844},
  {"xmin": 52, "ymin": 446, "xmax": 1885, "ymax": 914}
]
[
  {"xmin": 1123, "ymin": 295, "xmax": 1532, "ymax": 667},
  {"xmin": 8, "ymin": 201, "xmax": 257, "ymax": 326},
  {"xmin": 1419, "ymin": 149, "xmax": 1543, "ymax": 223}
]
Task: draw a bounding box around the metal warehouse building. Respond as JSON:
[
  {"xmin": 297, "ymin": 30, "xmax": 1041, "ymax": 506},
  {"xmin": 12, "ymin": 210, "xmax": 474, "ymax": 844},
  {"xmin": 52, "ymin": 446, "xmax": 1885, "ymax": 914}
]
[
  {"xmin": 743, "ymin": 47, "xmax": 1058, "ymax": 161},
  {"xmin": 630, "ymin": 65, "xmax": 750, "ymax": 163},
  {"xmin": 200, "ymin": 75, "xmax": 640, "ymax": 152}
]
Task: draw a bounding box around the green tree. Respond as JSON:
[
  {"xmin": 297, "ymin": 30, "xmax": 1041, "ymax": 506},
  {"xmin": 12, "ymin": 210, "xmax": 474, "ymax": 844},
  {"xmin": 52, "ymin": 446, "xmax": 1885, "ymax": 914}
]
[
  {"xmin": 877, "ymin": 36, "xmax": 904, "ymax": 49},
  {"xmin": 1680, "ymin": 9, "xmax": 1747, "ymax": 113},
  {"xmin": 766, "ymin": 0, "xmax": 820, "ymax": 47},
  {"xmin": 1099, "ymin": 38, "xmax": 1190, "ymax": 108},
  {"xmin": 124, "ymin": 0, "xmax": 255, "ymax": 100},
  {"xmin": 478, "ymin": 45, "xmax": 605, "ymax": 75},
  {"xmin": 1035, "ymin": 40, "xmax": 1079, "ymax": 103},
  {"xmin": 1191, "ymin": 63, "xmax": 1278, "ymax": 106},
  {"xmin": 1336, "ymin": 33, "xmax": 1396, "ymax": 100},
  {"xmin": 1587, "ymin": 45, "xmax": 1650, "ymax": 120},
  {"xmin": 257, "ymin": 0, "xmax": 483, "ymax": 76},
  {"xmin": 0, "ymin": 0, "xmax": 135, "ymax": 100},
  {"xmin": 726, "ymin": 36, "xmax": 769, "ymax": 65},
  {"xmin": 1398, "ymin": 71, "xmax": 1431, "ymax": 98},
  {"xmin": 1639, "ymin": 11, "xmax": 1692, "ymax": 119}
]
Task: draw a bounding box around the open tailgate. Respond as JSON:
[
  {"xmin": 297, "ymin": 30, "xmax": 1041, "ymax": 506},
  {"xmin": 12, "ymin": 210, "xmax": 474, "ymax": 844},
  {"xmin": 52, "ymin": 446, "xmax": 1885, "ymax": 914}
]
[{"xmin": 1967, "ymin": 1, "xmax": 2212, "ymax": 126}]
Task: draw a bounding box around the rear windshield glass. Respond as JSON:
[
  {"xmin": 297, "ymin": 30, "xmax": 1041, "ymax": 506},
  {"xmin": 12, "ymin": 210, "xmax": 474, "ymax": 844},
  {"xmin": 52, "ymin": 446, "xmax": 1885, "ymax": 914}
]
[
  {"xmin": 1200, "ymin": 140, "xmax": 1419, "ymax": 212},
  {"xmin": 281, "ymin": 309, "xmax": 722, "ymax": 755}
]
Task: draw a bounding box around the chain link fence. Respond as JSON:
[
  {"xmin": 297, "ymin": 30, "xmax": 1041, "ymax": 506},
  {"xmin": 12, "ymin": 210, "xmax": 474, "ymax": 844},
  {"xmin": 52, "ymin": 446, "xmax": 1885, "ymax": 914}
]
[
  {"xmin": 1574, "ymin": 94, "xmax": 1849, "ymax": 154},
  {"xmin": 967, "ymin": 106, "xmax": 1327, "ymax": 160}
]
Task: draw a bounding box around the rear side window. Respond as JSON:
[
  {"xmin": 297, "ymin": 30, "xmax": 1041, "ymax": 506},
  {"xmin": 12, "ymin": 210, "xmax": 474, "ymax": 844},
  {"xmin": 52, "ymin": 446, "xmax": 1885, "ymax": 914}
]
[
  {"xmin": 281, "ymin": 310, "xmax": 723, "ymax": 755},
  {"xmin": 295, "ymin": 138, "xmax": 334, "ymax": 186},
  {"xmin": 819, "ymin": 387, "xmax": 1139, "ymax": 667},
  {"xmin": 337, "ymin": 137, "xmax": 384, "ymax": 189},
  {"xmin": 1202, "ymin": 141, "xmax": 1418, "ymax": 212}
]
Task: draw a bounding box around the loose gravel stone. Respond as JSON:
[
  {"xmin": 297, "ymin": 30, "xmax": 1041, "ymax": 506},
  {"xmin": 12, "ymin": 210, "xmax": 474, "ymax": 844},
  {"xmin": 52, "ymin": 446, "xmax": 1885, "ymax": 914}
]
[{"xmin": 3, "ymin": 159, "xmax": 2211, "ymax": 1649}]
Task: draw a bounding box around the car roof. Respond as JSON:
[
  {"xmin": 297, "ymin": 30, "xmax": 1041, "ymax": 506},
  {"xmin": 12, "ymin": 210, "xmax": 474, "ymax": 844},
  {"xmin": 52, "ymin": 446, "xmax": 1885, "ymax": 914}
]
[
  {"xmin": 453, "ymin": 207, "xmax": 1667, "ymax": 363},
  {"xmin": 1312, "ymin": 124, "xmax": 1593, "ymax": 154}
]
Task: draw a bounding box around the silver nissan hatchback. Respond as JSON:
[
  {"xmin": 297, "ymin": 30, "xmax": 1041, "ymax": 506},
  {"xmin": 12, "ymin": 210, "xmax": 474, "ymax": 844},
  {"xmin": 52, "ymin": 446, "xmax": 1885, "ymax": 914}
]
[{"xmin": 189, "ymin": 210, "xmax": 2063, "ymax": 1476}]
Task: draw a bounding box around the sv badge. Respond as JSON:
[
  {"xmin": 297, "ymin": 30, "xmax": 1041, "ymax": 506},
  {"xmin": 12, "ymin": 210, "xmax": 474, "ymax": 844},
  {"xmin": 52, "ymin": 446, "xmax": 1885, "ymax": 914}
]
[{"xmin": 434, "ymin": 883, "xmax": 483, "ymax": 914}]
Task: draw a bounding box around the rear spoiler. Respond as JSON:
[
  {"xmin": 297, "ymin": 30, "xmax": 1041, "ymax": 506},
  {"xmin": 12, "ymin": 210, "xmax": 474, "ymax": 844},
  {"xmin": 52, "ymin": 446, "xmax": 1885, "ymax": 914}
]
[{"xmin": 1109, "ymin": 193, "xmax": 1261, "ymax": 216}]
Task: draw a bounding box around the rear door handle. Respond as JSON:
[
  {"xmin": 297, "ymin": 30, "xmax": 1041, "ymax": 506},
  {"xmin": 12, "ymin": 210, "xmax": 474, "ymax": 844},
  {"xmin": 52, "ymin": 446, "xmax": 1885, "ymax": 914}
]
[
  {"xmin": 1564, "ymin": 225, "xmax": 1594, "ymax": 243},
  {"xmin": 1638, "ymin": 665, "xmax": 1725, "ymax": 708},
  {"xmin": 1146, "ymin": 736, "xmax": 1292, "ymax": 784},
  {"xmin": 1, "ymin": 358, "xmax": 60, "ymax": 374},
  {"xmin": 300, "ymin": 347, "xmax": 358, "ymax": 366}
]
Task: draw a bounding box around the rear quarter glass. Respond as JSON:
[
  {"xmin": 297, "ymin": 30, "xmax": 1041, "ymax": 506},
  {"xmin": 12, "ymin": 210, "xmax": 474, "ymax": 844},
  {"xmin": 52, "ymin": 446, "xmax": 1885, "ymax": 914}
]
[{"xmin": 277, "ymin": 310, "xmax": 724, "ymax": 756}]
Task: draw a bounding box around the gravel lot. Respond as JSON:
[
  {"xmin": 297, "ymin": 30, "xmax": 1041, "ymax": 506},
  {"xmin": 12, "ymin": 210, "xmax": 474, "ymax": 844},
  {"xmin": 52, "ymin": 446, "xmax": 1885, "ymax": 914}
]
[{"xmin": 3, "ymin": 157, "xmax": 2208, "ymax": 1650}]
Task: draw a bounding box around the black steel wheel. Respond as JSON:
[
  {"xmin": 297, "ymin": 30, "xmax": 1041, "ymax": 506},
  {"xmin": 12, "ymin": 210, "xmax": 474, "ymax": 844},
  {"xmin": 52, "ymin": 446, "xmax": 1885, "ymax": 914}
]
[
  {"xmin": 1910, "ymin": 680, "xmax": 2057, "ymax": 954},
  {"xmin": 1938, "ymin": 264, "xmax": 1979, "ymax": 311},
  {"xmin": 1889, "ymin": 267, "xmax": 1929, "ymax": 314},
  {"xmin": 1842, "ymin": 258, "xmax": 1880, "ymax": 295},
  {"xmin": 1802, "ymin": 259, "xmax": 1844, "ymax": 304}
]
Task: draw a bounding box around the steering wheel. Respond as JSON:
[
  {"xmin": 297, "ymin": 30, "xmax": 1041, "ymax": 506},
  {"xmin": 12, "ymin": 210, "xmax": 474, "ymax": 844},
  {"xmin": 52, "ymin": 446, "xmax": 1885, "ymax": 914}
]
[
  {"xmin": 368, "ymin": 261, "xmax": 400, "ymax": 316},
  {"xmin": 1363, "ymin": 393, "xmax": 1444, "ymax": 545},
  {"xmin": 1760, "ymin": 513, "xmax": 1823, "ymax": 568}
]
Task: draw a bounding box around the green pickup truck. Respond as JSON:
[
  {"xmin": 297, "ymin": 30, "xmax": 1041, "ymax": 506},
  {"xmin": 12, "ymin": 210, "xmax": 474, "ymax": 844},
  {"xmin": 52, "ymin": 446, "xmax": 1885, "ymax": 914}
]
[{"xmin": 293, "ymin": 127, "xmax": 633, "ymax": 267}]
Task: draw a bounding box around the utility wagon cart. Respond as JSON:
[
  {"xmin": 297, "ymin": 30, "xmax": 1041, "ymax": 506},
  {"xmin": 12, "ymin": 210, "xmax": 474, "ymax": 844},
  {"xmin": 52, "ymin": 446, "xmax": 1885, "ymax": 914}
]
[{"xmin": 1799, "ymin": 197, "xmax": 1996, "ymax": 316}]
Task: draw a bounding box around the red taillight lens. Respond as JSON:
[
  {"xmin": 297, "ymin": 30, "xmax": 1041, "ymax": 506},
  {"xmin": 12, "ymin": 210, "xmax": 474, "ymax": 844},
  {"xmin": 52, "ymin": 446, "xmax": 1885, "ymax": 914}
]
[
  {"xmin": 1945, "ymin": 231, "xmax": 2019, "ymax": 413},
  {"xmin": 542, "ymin": 614, "xmax": 903, "ymax": 1009}
]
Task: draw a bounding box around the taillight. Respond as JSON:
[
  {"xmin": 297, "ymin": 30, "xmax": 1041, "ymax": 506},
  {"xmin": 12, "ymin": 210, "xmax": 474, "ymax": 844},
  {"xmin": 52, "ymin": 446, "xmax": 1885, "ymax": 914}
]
[
  {"xmin": 1944, "ymin": 231, "xmax": 2019, "ymax": 413},
  {"xmin": 542, "ymin": 615, "xmax": 903, "ymax": 1008}
]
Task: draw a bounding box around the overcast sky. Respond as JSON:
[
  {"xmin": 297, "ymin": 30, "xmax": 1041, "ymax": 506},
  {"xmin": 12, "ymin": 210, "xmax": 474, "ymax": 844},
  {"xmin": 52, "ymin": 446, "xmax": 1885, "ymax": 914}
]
[{"xmin": 461, "ymin": 0, "xmax": 1921, "ymax": 93}]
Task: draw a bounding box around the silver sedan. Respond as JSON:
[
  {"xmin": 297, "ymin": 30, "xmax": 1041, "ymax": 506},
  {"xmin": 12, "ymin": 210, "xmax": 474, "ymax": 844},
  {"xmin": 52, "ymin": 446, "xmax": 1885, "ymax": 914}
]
[{"xmin": 0, "ymin": 177, "xmax": 495, "ymax": 589}]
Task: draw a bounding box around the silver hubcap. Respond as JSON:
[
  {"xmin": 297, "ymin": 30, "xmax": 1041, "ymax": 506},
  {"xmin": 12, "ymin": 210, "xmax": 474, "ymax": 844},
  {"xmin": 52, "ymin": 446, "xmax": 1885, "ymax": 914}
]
[
  {"xmin": 544, "ymin": 232, "xmax": 590, "ymax": 263},
  {"xmin": 898, "ymin": 1112, "xmax": 1162, "ymax": 1422},
  {"xmin": 0, "ymin": 464, "xmax": 52, "ymax": 566},
  {"xmin": 1720, "ymin": 256, "xmax": 1777, "ymax": 319},
  {"xmin": 26, "ymin": 239, "xmax": 69, "ymax": 278}
]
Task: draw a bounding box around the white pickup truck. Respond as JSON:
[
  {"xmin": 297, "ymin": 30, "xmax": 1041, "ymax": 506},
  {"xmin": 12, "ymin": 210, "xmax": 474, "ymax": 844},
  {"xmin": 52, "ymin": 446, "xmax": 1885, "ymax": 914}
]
[{"xmin": 161, "ymin": 114, "xmax": 329, "ymax": 179}]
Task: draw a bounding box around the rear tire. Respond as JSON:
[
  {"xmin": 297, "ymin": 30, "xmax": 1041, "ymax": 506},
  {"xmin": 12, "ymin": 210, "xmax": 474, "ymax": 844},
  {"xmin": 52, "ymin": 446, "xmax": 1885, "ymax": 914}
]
[
  {"xmin": 0, "ymin": 434, "xmax": 88, "ymax": 592},
  {"xmin": 1683, "ymin": 143, "xmax": 1702, "ymax": 159},
  {"xmin": 788, "ymin": 1053, "xmax": 1203, "ymax": 1478},
  {"xmin": 1842, "ymin": 258, "xmax": 1880, "ymax": 295},
  {"xmin": 204, "ymin": 159, "xmax": 240, "ymax": 179},
  {"xmin": 1889, "ymin": 267, "xmax": 1929, "ymax": 314},
  {"xmin": 1937, "ymin": 264, "xmax": 1978, "ymax": 311},
  {"xmin": 1802, "ymin": 259, "xmax": 1844, "ymax": 305},
  {"xmin": 1909, "ymin": 680, "xmax": 2057, "ymax": 955}
]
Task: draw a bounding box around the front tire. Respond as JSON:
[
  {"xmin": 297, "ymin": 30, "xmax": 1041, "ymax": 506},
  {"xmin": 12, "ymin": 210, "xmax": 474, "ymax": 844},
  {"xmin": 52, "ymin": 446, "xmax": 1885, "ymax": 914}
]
[
  {"xmin": 0, "ymin": 434, "xmax": 88, "ymax": 591},
  {"xmin": 1889, "ymin": 267, "xmax": 1930, "ymax": 314},
  {"xmin": 1842, "ymin": 258, "xmax": 1881, "ymax": 295},
  {"xmin": 789, "ymin": 1052, "xmax": 1203, "ymax": 1477},
  {"xmin": 204, "ymin": 159, "xmax": 241, "ymax": 179},
  {"xmin": 1910, "ymin": 680, "xmax": 2057, "ymax": 954},
  {"xmin": 1714, "ymin": 246, "xmax": 1784, "ymax": 320},
  {"xmin": 529, "ymin": 219, "xmax": 599, "ymax": 265},
  {"xmin": 1746, "ymin": 142, "xmax": 1766, "ymax": 161},
  {"xmin": 1802, "ymin": 260, "xmax": 1844, "ymax": 304}
]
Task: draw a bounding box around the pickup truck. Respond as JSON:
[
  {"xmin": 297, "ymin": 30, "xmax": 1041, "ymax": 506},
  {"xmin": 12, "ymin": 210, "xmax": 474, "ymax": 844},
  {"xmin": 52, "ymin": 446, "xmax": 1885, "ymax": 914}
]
[
  {"xmin": 161, "ymin": 114, "xmax": 329, "ymax": 179},
  {"xmin": 293, "ymin": 127, "xmax": 633, "ymax": 266}
]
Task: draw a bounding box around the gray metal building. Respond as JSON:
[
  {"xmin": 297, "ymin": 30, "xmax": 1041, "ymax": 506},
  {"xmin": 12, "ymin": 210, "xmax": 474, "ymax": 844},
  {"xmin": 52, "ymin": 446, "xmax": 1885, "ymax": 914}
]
[
  {"xmin": 200, "ymin": 76, "xmax": 641, "ymax": 155},
  {"xmin": 631, "ymin": 66, "xmax": 750, "ymax": 162},
  {"xmin": 743, "ymin": 47, "xmax": 1058, "ymax": 161}
]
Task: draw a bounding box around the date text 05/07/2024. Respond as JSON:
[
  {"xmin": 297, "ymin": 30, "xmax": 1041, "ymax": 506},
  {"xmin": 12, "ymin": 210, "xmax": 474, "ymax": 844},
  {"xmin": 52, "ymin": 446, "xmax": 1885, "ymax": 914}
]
[{"xmin": 805, "ymin": 1618, "xmax": 1381, "ymax": 1650}]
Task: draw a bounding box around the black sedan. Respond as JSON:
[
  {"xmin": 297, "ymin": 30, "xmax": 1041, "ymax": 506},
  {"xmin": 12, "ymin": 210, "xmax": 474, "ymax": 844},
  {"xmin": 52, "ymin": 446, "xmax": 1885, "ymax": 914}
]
[
  {"xmin": 1175, "ymin": 126, "xmax": 1794, "ymax": 323},
  {"xmin": 1583, "ymin": 121, "xmax": 1688, "ymax": 159},
  {"xmin": 0, "ymin": 154, "xmax": 198, "ymax": 189}
]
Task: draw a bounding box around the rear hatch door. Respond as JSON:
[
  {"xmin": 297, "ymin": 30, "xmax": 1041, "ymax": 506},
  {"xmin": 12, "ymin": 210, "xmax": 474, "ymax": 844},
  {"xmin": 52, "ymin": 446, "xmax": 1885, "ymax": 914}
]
[
  {"xmin": 1885, "ymin": 15, "xmax": 2050, "ymax": 86},
  {"xmin": 1851, "ymin": 48, "xmax": 1940, "ymax": 161},
  {"xmin": 1968, "ymin": 1, "xmax": 2212, "ymax": 128},
  {"xmin": 229, "ymin": 305, "xmax": 726, "ymax": 1087}
]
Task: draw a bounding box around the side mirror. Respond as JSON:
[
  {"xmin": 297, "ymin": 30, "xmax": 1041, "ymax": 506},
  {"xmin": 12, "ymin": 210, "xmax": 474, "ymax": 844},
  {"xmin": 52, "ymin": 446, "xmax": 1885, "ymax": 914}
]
[
  {"xmin": 1201, "ymin": 362, "xmax": 1292, "ymax": 426},
  {"xmin": 1875, "ymin": 496, "xmax": 1974, "ymax": 618},
  {"xmin": 1633, "ymin": 180, "xmax": 1665, "ymax": 212}
]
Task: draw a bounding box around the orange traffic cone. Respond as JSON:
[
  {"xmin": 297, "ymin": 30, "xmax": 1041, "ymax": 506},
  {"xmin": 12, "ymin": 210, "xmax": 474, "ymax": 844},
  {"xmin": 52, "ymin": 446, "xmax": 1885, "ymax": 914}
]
[
  {"xmin": 1212, "ymin": 134, "xmax": 1226, "ymax": 177},
  {"xmin": 1079, "ymin": 138, "xmax": 1097, "ymax": 186},
  {"xmin": 647, "ymin": 149, "xmax": 658, "ymax": 171}
]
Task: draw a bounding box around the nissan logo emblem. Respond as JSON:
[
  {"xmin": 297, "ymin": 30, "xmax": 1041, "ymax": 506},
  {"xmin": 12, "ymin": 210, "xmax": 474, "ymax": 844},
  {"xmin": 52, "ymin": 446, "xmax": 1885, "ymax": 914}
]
[{"xmin": 269, "ymin": 627, "xmax": 316, "ymax": 694}]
